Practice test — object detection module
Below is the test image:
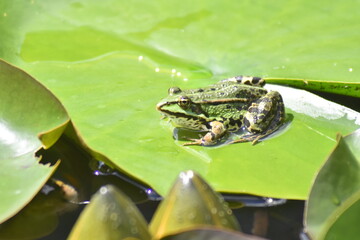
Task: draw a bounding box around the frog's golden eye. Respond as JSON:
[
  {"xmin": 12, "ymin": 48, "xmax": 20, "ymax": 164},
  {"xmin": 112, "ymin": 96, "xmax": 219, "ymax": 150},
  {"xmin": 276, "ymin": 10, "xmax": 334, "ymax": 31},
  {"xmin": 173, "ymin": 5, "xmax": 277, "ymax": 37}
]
[
  {"xmin": 178, "ymin": 96, "xmax": 191, "ymax": 109},
  {"xmin": 168, "ymin": 87, "xmax": 182, "ymax": 95}
]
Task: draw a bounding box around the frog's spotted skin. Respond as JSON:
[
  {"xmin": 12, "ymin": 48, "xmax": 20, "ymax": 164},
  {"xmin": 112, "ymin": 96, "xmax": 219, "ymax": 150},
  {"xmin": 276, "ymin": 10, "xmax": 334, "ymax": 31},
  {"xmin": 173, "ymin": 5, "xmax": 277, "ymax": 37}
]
[
  {"xmin": 220, "ymin": 75, "xmax": 265, "ymax": 87},
  {"xmin": 156, "ymin": 76, "xmax": 285, "ymax": 146}
]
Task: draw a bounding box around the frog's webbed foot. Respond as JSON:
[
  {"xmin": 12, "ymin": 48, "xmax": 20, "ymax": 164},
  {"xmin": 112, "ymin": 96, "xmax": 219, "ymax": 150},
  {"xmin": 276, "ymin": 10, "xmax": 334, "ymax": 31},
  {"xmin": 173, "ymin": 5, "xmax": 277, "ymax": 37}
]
[
  {"xmin": 183, "ymin": 121, "xmax": 227, "ymax": 146},
  {"xmin": 229, "ymin": 133, "xmax": 263, "ymax": 145}
]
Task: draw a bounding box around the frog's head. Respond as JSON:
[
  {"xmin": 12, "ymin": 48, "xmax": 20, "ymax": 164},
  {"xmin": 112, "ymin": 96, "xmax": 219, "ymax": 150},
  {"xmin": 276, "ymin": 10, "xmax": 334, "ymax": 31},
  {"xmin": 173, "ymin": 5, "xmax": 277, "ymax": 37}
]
[{"xmin": 156, "ymin": 87, "xmax": 210, "ymax": 131}]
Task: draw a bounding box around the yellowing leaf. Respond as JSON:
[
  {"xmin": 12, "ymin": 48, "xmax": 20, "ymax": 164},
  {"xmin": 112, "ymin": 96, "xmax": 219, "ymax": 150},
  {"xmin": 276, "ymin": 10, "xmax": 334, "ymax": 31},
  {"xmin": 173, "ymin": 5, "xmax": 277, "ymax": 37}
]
[
  {"xmin": 150, "ymin": 171, "xmax": 240, "ymax": 239},
  {"xmin": 68, "ymin": 185, "xmax": 151, "ymax": 240}
]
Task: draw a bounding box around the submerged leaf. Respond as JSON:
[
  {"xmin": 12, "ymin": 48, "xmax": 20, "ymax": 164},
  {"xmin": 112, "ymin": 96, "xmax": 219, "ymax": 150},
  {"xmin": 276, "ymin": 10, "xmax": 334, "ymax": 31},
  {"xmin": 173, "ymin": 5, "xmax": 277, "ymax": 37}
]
[
  {"xmin": 68, "ymin": 185, "xmax": 151, "ymax": 240},
  {"xmin": 150, "ymin": 171, "xmax": 240, "ymax": 239},
  {"xmin": 0, "ymin": 186, "xmax": 78, "ymax": 240},
  {"xmin": 161, "ymin": 227, "xmax": 265, "ymax": 240},
  {"xmin": 161, "ymin": 227, "xmax": 267, "ymax": 240}
]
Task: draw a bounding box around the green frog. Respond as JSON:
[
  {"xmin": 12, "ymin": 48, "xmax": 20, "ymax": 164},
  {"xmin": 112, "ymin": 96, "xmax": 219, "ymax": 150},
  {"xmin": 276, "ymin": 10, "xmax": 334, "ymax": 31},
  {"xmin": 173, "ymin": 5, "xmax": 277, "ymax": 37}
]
[{"xmin": 156, "ymin": 76, "xmax": 285, "ymax": 146}]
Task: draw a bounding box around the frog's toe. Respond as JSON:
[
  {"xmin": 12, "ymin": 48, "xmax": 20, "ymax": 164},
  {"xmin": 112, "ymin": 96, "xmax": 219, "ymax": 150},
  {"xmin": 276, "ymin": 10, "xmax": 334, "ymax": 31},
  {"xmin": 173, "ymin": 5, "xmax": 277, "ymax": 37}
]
[
  {"xmin": 251, "ymin": 137, "xmax": 261, "ymax": 145},
  {"xmin": 182, "ymin": 139, "xmax": 203, "ymax": 146},
  {"xmin": 229, "ymin": 134, "xmax": 262, "ymax": 145},
  {"xmin": 228, "ymin": 138, "xmax": 251, "ymax": 145}
]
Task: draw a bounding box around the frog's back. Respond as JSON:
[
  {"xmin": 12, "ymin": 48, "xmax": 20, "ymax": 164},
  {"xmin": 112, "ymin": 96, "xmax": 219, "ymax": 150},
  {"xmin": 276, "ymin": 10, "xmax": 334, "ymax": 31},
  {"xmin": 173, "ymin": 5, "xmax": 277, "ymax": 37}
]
[
  {"xmin": 183, "ymin": 82, "xmax": 267, "ymax": 127},
  {"xmin": 183, "ymin": 81, "xmax": 267, "ymax": 101}
]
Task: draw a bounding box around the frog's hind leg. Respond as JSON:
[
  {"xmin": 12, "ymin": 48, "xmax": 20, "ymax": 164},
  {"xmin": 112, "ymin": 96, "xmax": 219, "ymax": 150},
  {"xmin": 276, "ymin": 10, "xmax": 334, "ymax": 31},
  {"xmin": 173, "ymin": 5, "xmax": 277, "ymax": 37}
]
[
  {"xmin": 230, "ymin": 91, "xmax": 285, "ymax": 145},
  {"xmin": 183, "ymin": 121, "xmax": 227, "ymax": 146}
]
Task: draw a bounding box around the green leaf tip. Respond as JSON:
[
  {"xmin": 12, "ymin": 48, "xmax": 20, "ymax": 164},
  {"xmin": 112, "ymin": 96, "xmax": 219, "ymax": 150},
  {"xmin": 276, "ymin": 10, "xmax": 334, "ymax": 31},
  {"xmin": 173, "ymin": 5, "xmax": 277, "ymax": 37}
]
[
  {"xmin": 150, "ymin": 170, "xmax": 240, "ymax": 239},
  {"xmin": 68, "ymin": 185, "xmax": 151, "ymax": 240}
]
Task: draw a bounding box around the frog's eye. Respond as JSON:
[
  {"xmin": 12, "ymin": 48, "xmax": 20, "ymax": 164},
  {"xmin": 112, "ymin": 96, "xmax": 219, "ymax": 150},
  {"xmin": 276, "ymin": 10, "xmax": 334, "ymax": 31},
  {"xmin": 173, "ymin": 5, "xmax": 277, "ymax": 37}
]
[
  {"xmin": 168, "ymin": 87, "xmax": 182, "ymax": 95},
  {"xmin": 178, "ymin": 96, "xmax": 191, "ymax": 109}
]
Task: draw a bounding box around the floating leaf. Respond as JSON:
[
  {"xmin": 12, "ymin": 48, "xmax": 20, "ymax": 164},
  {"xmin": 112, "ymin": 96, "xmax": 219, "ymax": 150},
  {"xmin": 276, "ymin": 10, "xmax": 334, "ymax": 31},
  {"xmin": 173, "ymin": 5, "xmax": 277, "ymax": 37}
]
[
  {"xmin": 0, "ymin": 60, "xmax": 69, "ymax": 223},
  {"xmin": 304, "ymin": 129, "xmax": 360, "ymax": 239},
  {"xmin": 324, "ymin": 199, "xmax": 360, "ymax": 240},
  {"xmin": 265, "ymin": 78, "xmax": 360, "ymax": 98}
]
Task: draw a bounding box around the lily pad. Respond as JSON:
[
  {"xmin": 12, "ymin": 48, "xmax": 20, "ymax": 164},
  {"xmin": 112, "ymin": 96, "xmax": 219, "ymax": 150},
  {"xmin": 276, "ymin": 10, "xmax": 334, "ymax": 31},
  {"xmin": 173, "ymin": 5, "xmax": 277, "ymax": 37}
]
[
  {"xmin": 1, "ymin": 0, "xmax": 360, "ymax": 200},
  {"xmin": 265, "ymin": 78, "xmax": 360, "ymax": 98},
  {"xmin": 0, "ymin": 60, "xmax": 69, "ymax": 223}
]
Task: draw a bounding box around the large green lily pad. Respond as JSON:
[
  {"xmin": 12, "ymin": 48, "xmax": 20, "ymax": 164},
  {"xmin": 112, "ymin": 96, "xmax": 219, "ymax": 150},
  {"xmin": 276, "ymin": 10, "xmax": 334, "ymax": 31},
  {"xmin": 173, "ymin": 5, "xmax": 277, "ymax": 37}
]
[{"xmin": 1, "ymin": 0, "xmax": 360, "ymax": 200}]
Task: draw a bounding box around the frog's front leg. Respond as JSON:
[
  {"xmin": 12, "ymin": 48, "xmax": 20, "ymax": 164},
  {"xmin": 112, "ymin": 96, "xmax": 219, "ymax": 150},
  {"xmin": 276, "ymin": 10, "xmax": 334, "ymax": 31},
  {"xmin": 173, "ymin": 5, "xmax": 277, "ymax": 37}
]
[
  {"xmin": 231, "ymin": 91, "xmax": 285, "ymax": 145},
  {"xmin": 183, "ymin": 121, "xmax": 227, "ymax": 146}
]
